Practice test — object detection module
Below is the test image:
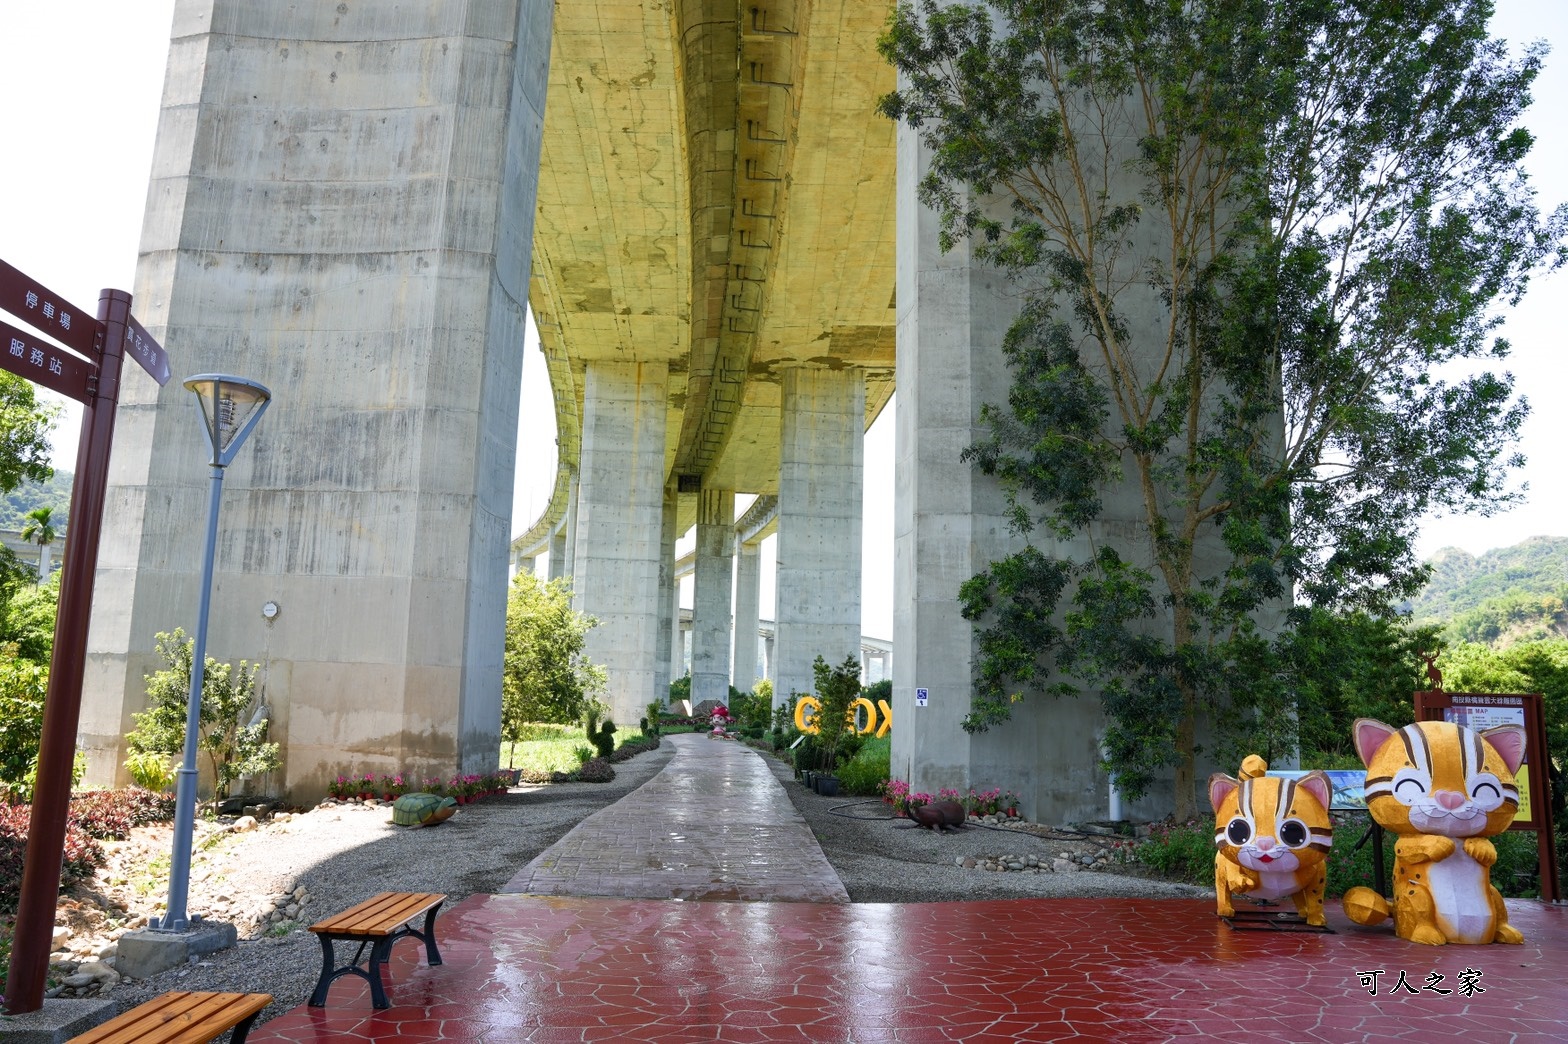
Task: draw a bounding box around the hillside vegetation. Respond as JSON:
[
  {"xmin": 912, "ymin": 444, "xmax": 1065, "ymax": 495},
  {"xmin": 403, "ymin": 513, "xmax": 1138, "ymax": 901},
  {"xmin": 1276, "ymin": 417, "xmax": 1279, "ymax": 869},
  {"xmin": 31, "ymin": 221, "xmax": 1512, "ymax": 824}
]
[
  {"xmin": 0, "ymin": 471, "xmax": 71, "ymax": 532},
  {"xmin": 1409, "ymin": 536, "xmax": 1568, "ymax": 648}
]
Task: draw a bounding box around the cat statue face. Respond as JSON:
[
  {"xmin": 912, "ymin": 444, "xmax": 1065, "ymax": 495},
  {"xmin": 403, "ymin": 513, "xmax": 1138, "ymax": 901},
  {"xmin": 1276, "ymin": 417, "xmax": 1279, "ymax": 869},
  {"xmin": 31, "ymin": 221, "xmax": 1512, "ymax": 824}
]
[
  {"xmin": 1357, "ymin": 718, "xmax": 1525, "ymax": 840},
  {"xmin": 1342, "ymin": 717, "xmax": 1528, "ymax": 945},
  {"xmin": 1209, "ymin": 754, "xmax": 1333, "ymax": 924}
]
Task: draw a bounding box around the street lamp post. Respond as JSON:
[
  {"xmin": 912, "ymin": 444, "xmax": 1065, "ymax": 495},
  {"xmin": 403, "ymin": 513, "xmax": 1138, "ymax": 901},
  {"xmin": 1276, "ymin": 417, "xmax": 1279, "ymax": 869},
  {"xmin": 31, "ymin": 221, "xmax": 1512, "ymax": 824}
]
[{"xmin": 151, "ymin": 374, "xmax": 271, "ymax": 932}]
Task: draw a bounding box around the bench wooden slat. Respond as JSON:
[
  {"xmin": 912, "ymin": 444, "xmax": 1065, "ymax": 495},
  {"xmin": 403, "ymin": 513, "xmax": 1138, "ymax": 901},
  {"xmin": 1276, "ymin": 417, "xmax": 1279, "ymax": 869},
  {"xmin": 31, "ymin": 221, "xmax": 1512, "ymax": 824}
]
[
  {"xmin": 70, "ymin": 991, "xmax": 271, "ymax": 1044},
  {"xmin": 310, "ymin": 891, "xmax": 445, "ymax": 937}
]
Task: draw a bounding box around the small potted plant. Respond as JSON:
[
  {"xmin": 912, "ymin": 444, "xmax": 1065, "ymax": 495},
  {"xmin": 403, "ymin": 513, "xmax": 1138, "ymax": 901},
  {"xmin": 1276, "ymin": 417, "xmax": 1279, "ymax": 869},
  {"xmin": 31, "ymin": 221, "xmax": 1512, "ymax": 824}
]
[
  {"xmin": 421, "ymin": 776, "xmax": 446, "ymax": 796},
  {"xmin": 327, "ymin": 776, "xmax": 351, "ymax": 801},
  {"xmin": 382, "ymin": 773, "xmax": 409, "ymax": 801},
  {"xmin": 357, "ymin": 772, "xmax": 377, "ymax": 800}
]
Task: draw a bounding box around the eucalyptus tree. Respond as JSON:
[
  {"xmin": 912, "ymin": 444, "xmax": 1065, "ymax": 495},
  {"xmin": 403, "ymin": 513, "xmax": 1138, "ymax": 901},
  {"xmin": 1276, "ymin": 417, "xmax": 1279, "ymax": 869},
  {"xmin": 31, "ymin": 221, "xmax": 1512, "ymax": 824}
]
[{"xmin": 880, "ymin": 0, "xmax": 1565, "ymax": 816}]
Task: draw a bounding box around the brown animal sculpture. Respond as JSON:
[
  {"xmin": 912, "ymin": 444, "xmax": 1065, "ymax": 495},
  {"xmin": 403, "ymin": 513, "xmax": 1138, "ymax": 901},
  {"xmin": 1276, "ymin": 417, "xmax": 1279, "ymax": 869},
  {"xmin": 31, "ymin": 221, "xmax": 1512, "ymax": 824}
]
[{"xmin": 907, "ymin": 800, "xmax": 967, "ymax": 833}]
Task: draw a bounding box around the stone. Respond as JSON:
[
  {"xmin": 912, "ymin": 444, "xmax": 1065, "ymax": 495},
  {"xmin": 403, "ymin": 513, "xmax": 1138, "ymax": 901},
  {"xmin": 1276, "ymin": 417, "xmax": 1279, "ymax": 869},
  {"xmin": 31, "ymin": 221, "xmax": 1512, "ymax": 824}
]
[
  {"xmin": 77, "ymin": 961, "xmax": 119, "ymax": 984},
  {"xmin": 63, "ymin": 974, "xmax": 95, "ymax": 988},
  {"xmin": 232, "ymin": 816, "xmax": 258, "ymax": 832},
  {"xmin": 293, "ymin": 885, "xmax": 308, "ymax": 901},
  {"xmin": 52, "ymin": 925, "xmax": 71, "ymax": 947}
]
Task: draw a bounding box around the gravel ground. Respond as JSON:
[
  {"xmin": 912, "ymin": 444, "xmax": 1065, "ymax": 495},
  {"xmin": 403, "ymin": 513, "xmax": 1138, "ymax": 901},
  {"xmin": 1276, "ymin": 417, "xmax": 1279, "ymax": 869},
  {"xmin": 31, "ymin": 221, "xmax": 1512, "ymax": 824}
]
[{"xmin": 59, "ymin": 738, "xmax": 1203, "ymax": 1027}]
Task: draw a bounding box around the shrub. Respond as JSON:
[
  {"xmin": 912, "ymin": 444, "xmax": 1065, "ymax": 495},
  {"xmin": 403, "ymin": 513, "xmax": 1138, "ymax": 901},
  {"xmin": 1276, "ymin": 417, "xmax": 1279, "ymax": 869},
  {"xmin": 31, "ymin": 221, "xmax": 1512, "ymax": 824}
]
[
  {"xmin": 573, "ymin": 758, "xmax": 615, "ymax": 783},
  {"xmin": 0, "ymin": 804, "xmax": 103, "ymax": 914},
  {"xmin": 125, "ymin": 629, "xmax": 278, "ymax": 801},
  {"xmin": 1139, "ymin": 819, "xmax": 1213, "ymax": 885},
  {"xmin": 123, "ymin": 750, "xmax": 175, "ymax": 792},
  {"xmin": 584, "ymin": 708, "xmax": 617, "ymax": 760},
  {"xmin": 0, "ymin": 657, "xmax": 47, "ymax": 800},
  {"xmin": 610, "ymin": 734, "xmax": 660, "ymax": 763},
  {"xmin": 837, "ymin": 737, "xmax": 890, "ymax": 796}
]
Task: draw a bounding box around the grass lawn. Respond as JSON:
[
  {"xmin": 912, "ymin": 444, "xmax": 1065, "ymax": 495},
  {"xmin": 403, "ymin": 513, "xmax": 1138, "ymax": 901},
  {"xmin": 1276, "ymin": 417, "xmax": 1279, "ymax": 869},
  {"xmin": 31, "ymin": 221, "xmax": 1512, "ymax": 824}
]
[{"xmin": 501, "ymin": 727, "xmax": 651, "ymax": 774}]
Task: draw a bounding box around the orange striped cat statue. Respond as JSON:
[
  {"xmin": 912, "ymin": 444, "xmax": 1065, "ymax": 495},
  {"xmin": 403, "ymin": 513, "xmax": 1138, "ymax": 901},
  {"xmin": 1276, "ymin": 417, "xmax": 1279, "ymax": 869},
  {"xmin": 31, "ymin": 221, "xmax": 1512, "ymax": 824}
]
[
  {"xmin": 1343, "ymin": 718, "xmax": 1526, "ymax": 945},
  {"xmin": 1210, "ymin": 755, "xmax": 1334, "ymax": 925}
]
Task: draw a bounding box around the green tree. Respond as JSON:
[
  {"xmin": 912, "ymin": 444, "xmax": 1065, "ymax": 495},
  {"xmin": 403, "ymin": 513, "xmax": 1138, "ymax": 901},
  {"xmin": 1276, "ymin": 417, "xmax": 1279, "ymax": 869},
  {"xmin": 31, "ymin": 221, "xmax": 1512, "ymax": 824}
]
[
  {"xmin": 0, "ymin": 655, "xmax": 48, "ymax": 799},
  {"xmin": 1285, "ymin": 609, "xmax": 1439, "ymax": 767},
  {"xmin": 0, "ymin": 571, "xmax": 59, "ymax": 664},
  {"xmin": 812, "ymin": 654, "xmax": 862, "ymax": 773},
  {"xmin": 0, "ymin": 374, "xmax": 56, "ymax": 497},
  {"xmin": 125, "ymin": 629, "xmax": 279, "ymax": 800},
  {"xmin": 18, "ymin": 506, "xmax": 55, "ymax": 583},
  {"xmin": 502, "ymin": 572, "xmax": 606, "ymax": 736},
  {"xmin": 880, "ymin": 0, "xmax": 1566, "ymax": 816}
]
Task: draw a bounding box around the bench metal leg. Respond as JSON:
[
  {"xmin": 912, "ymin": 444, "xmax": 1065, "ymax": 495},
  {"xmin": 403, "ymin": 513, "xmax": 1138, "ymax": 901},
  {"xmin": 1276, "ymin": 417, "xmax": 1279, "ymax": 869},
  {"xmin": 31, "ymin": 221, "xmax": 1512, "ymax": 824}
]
[{"xmin": 231, "ymin": 1009, "xmax": 264, "ymax": 1044}]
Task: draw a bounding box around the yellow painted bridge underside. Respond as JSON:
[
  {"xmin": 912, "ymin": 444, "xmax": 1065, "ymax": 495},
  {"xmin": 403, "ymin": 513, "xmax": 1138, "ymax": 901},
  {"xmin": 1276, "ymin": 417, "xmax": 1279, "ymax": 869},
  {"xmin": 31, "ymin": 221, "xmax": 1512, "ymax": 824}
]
[{"xmin": 520, "ymin": 0, "xmax": 896, "ymax": 546}]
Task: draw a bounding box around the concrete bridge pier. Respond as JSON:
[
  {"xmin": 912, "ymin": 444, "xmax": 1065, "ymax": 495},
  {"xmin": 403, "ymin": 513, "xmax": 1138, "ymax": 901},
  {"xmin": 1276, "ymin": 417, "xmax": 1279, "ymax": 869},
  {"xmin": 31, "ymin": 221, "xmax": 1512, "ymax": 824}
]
[
  {"xmin": 654, "ymin": 485, "xmax": 680, "ymax": 718},
  {"xmin": 731, "ymin": 540, "xmax": 762, "ymax": 691},
  {"xmin": 772, "ymin": 366, "xmax": 865, "ymax": 704},
  {"xmin": 691, "ymin": 489, "xmax": 735, "ymax": 708},
  {"xmin": 573, "ymin": 360, "xmax": 669, "ymax": 727}
]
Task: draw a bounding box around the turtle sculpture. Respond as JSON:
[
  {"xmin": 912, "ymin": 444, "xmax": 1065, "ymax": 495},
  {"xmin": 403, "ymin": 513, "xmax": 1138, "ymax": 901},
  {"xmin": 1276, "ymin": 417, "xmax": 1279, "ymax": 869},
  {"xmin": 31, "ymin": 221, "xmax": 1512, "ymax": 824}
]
[
  {"xmin": 392, "ymin": 792, "xmax": 458, "ymax": 828},
  {"xmin": 906, "ymin": 799, "xmax": 967, "ymax": 833}
]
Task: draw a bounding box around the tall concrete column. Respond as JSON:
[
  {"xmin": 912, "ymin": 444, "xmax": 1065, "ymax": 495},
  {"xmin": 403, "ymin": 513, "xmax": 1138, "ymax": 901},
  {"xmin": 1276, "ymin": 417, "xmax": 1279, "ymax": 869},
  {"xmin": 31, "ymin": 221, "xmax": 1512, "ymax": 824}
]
[
  {"xmin": 547, "ymin": 526, "xmax": 567, "ymax": 580},
  {"xmin": 79, "ymin": 0, "xmax": 554, "ymax": 794},
  {"xmin": 691, "ymin": 490, "xmax": 735, "ymax": 708},
  {"xmin": 562, "ymin": 468, "xmax": 580, "ymax": 580},
  {"xmin": 574, "ymin": 360, "xmax": 669, "ymax": 727},
  {"xmin": 732, "ymin": 541, "xmax": 762, "ymax": 690},
  {"xmin": 670, "ymin": 583, "xmax": 686, "ymax": 691},
  {"xmin": 773, "ymin": 366, "xmax": 864, "ymax": 703},
  {"xmin": 653, "ymin": 486, "xmax": 679, "ymax": 713}
]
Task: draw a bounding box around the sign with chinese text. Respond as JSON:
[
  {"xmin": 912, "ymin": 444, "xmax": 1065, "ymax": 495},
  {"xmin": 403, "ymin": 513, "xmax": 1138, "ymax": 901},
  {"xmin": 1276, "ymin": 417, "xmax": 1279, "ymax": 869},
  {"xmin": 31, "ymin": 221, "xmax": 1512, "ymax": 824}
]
[
  {"xmin": 123, "ymin": 314, "xmax": 170, "ymax": 386},
  {"xmin": 0, "ymin": 319, "xmax": 95, "ymax": 403},
  {"xmin": 0, "ymin": 258, "xmax": 100, "ymax": 357}
]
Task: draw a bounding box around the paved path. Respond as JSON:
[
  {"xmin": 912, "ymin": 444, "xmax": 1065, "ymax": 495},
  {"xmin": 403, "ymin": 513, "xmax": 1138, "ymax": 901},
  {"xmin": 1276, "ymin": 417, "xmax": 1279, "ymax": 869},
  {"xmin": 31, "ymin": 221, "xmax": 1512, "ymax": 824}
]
[
  {"xmin": 501, "ymin": 732, "xmax": 849, "ymax": 902},
  {"xmin": 240, "ymin": 733, "xmax": 1568, "ymax": 1042},
  {"xmin": 253, "ymin": 895, "xmax": 1568, "ymax": 1042}
]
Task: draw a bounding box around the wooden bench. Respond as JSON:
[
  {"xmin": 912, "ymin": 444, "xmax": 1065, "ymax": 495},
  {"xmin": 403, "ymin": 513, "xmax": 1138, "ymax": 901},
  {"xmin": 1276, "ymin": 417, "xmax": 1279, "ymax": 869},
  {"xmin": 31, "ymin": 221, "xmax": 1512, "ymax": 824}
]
[
  {"xmin": 69, "ymin": 990, "xmax": 272, "ymax": 1044},
  {"xmin": 308, "ymin": 891, "xmax": 446, "ymax": 1009}
]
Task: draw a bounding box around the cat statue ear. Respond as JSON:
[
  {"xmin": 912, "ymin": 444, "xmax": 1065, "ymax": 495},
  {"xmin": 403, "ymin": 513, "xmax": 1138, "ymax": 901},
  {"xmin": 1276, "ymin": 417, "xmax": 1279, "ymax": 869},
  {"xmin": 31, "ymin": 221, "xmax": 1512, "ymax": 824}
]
[
  {"xmin": 1298, "ymin": 770, "xmax": 1332, "ymax": 813},
  {"xmin": 1208, "ymin": 773, "xmax": 1239, "ymax": 813},
  {"xmin": 1480, "ymin": 724, "xmax": 1527, "ymax": 776},
  {"xmin": 1353, "ymin": 717, "xmax": 1398, "ymax": 768}
]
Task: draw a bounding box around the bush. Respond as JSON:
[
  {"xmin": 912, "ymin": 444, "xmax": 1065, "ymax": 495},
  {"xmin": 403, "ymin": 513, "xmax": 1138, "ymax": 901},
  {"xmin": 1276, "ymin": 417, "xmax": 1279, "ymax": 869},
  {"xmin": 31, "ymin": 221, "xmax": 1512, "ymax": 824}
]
[
  {"xmin": 0, "ymin": 657, "xmax": 47, "ymax": 800},
  {"xmin": 610, "ymin": 734, "xmax": 660, "ymax": 763},
  {"xmin": 1139, "ymin": 819, "xmax": 1213, "ymax": 885},
  {"xmin": 125, "ymin": 629, "xmax": 278, "ymax": 801},
  {"xmin": 837, "ymin": 737, "xmax": 890, "ymax": 796},
  {"xmin": 123, "ymin": 750, "xmax": 175, "ymax": 792},
  {"xmin": 573, "ymin": 758, "xmax": 615, "ymax": 783},
  {"xmin": 585, "ymin": 710, "xmax": 617, "ymax": 760},
  {"xmin": 0, "ymin": 804, "xmax": 103, "ymax": 914}
]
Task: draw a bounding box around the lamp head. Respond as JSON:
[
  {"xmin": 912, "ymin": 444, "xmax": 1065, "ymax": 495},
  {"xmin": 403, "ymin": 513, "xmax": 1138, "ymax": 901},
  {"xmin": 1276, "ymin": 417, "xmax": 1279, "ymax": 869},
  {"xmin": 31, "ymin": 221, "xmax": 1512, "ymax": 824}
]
[{"xmin": 184, "ymin": 374, "xmax": 272, "ymax": 467}]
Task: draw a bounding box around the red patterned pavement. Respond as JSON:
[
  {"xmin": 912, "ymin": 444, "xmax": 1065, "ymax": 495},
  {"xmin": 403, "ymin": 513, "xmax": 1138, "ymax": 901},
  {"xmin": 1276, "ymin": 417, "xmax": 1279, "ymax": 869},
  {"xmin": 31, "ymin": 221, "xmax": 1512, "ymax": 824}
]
[{"xmin": 252, "ymin": 894, "xmax": 1568, "ymax": 1042}]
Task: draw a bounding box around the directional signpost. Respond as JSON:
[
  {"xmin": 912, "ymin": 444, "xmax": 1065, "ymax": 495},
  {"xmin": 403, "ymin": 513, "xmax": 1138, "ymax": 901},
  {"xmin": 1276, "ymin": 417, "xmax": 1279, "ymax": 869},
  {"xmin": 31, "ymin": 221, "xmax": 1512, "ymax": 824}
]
[{"xmin": 0, "ymin": 256, "xmax": 170, "ymax": 1016}]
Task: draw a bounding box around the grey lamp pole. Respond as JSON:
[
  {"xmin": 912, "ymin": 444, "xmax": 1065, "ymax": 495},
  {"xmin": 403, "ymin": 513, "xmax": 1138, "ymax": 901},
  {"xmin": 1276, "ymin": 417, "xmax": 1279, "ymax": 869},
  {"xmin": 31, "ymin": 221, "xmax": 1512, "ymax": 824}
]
[{"xmin": 151, "ymin": 374, "xmax": 271, "ymax": 932}]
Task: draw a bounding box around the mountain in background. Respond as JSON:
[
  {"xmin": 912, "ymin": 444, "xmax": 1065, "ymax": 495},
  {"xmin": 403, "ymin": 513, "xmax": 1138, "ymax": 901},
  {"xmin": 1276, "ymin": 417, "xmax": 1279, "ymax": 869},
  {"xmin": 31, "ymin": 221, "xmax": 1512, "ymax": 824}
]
[
  {"xmin": 1409, "ymin": 535, "xmax": 1568, "ymax": 647},
  {"xmin": 0, "ymin": 470, "xmax": 72, "ymax": 532}
]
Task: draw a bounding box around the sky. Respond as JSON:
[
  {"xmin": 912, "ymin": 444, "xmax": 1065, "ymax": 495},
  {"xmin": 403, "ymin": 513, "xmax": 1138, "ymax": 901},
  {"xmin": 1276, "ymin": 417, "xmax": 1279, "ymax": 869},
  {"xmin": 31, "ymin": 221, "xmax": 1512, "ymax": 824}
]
[{"xmin": 3, "ymin": 1, "xmax": 1566, "ymax": 644}]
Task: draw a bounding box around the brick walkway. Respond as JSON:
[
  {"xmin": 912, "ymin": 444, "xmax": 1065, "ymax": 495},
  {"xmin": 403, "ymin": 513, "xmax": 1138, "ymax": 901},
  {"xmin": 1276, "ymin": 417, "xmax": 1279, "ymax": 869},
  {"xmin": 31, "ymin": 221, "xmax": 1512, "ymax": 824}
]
[
  {"xmin": 248, "ymin": 735, "xmax": 1568, "ymax": 1042},
  {"xmin": 500, "ymin": 733, "xmax": 848, "ymax": 902}
]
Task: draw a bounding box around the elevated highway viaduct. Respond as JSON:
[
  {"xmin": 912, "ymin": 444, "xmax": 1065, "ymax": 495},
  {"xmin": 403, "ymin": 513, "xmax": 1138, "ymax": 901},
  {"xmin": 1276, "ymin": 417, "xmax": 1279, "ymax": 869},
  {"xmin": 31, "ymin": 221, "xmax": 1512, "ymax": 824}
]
[{"xmin": 79, "ymin": 1, "xmax": 1168, "ymax": 823}]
